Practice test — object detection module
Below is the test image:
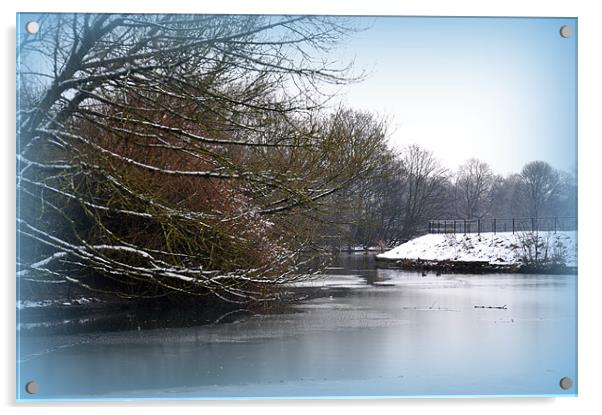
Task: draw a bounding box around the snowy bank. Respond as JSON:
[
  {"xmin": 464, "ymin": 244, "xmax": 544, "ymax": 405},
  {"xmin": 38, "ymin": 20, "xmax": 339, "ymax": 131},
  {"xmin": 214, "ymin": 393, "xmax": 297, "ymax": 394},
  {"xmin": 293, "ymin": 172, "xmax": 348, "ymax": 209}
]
[{"xmin": 377, "ymin": 231, "xmax": 577, "ymax": 271}]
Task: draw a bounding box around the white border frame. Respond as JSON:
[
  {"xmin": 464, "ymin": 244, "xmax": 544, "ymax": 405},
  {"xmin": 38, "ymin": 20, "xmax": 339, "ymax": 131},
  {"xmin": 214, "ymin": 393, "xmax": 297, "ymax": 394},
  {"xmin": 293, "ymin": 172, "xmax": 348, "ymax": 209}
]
[{"xmin": 2, "ymin": 1, "xmax": 601, "ymax": 414}]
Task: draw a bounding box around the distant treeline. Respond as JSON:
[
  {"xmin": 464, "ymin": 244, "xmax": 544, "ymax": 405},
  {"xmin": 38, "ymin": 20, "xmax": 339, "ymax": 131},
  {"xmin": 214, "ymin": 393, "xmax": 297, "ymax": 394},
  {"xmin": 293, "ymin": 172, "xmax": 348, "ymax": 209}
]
[{"xmin": 326, "ymin": 148, "xmax": 577, "ymax": 248}]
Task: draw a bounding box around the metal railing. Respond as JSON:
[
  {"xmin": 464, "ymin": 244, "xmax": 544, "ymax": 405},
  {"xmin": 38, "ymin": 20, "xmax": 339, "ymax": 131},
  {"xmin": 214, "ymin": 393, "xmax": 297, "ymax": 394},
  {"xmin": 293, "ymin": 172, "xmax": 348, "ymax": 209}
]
[{"xmin": 428, "ymin": 217, "xmax": 577, "ymax": 235}]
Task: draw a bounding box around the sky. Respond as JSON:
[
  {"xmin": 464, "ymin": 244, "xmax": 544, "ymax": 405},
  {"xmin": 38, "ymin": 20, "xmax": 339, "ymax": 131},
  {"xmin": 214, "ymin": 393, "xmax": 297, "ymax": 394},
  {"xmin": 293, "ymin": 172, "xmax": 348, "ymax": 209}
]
[{"xmin": 330, "ymin": 16, "xmax": 577, "ymax": 176}]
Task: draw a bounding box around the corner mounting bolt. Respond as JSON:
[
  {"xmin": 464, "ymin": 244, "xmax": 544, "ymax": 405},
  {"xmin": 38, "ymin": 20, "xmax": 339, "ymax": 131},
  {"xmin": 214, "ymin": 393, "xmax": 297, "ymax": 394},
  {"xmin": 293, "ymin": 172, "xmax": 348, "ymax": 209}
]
[
  {"xmin": 25, "ymin": 21, "xmax": 39, "ymax": 34},
  {"xmin": 25, "ymin": 381, "xmax": 38, "ymax": 394},
  {"xmin": 559, "ymin": 25, "xmax": 572, "ymax": 38}
]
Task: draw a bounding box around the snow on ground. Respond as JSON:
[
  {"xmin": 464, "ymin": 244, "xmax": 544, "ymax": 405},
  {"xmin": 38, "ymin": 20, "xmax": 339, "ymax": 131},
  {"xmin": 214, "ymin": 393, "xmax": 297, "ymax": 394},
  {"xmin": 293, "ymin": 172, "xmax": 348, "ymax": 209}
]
[{"xmin": 377, "ymin": 231, "xmax": 577, "ymax": 267}]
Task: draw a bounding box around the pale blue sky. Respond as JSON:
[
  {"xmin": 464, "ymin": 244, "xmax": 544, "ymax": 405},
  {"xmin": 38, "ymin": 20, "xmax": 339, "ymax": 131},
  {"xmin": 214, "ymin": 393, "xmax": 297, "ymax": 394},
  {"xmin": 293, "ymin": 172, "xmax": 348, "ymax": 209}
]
[{"xmin": 331, "ymin": 16, "xmax": 577, "ymax": 175}]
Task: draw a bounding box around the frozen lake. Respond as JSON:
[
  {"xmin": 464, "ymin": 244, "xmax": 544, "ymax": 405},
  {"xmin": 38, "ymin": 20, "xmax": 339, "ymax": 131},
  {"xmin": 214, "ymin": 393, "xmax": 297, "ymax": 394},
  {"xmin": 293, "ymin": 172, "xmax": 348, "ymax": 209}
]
[{"xmin": 17, "ymin": 254, "xmax": 577, "ymax": 400}]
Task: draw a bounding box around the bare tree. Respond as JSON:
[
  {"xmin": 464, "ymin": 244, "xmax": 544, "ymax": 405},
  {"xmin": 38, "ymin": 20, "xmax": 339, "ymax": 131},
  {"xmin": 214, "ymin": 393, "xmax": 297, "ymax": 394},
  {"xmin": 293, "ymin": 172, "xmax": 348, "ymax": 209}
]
[
  {"xmin": 17, "ymin": 14, "xmax": 383, "ymax": 303},
  {"xmin": 398, "ymin": 145, "xmax": 448, "ymax": 239},
  {"xmin": 343, "ymin": 150, "xmax": 402, "ymax": 248},
  {"xmin": 555, "ymin": 170, "xmax": 578, "ymax": 217},
  {"xmin": 489, "ymin": 173, "xmax": 524, "ymax": 218},
  {"xmin": 453, "ymin": 158, "xmax": 494, "ymax": 219},
  {"xmin": 519, "ymin": 161, "xmax": 561, "ymax": 218}
]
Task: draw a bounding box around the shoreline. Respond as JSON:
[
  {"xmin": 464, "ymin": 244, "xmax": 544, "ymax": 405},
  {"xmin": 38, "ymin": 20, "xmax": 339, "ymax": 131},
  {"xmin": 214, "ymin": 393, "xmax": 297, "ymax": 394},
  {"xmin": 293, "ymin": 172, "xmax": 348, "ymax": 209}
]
[{"xmin": 375, "ymin": 256, "xmax": 577, "ymax": 275}]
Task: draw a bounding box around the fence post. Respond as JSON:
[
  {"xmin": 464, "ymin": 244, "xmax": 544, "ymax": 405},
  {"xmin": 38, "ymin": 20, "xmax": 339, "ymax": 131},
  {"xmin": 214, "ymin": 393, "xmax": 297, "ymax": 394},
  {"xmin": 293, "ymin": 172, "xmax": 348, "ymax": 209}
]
[
  {"xmin": 493, "ymin": 218, "xmax": 496, "ymax": 235},
  {"xmin": 531, "ymin": 217, "xmax": 535, "ymax": 232},
  {"xmin": 464, "ymin": 219, "xmax": 467, "ymax": 235},
  {"xmin": 437, "ymin": 221, "xmax": 440, "ymax": 234},
  {"xmin": 512, "ymin": 218, "xmax": 515, "ymax": 234},
  {"xmin": 453, "ymin": 220, "xmax": 456, "ymax": 234},
  {"xmin": 478, "ymin": 219, "xmax": 481, "ymax": 235},
  {"xmin": 554, "ymin": 217, "xmax": 557, "ymax": 233}
]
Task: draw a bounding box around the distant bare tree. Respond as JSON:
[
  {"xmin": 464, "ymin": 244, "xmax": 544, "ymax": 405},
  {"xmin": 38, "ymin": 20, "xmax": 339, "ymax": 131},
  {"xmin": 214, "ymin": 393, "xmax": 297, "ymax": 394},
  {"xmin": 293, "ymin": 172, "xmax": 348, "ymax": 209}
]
[
  {"xmin": 398, "ymin": 145, "xmax": 447, "ymax": 239},
  {"xmin": 453, "ymin": 158, "xmax": 494, "ymax": 219},
  {"xmin": 489, "ymin": 173, "xmax": 524, "ymax": 218},
  {"xmin": 344, "ymin": 153, "xmax": 403, "ymax": 247},
  {"xmin": 555, "ymin": 170, "xmax": 578, "ymax": 217},
  {"xmin": 519, "ymin": 161, "xmax": 561, "ymax": 218}
]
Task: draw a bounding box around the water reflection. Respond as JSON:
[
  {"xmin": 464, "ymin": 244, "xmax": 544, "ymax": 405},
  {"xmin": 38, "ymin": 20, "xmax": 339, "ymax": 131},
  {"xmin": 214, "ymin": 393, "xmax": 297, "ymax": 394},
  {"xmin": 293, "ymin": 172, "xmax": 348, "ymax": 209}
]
[{"xmin": 18, "ymin": 253, "xmax": 577, "ymax": 399}]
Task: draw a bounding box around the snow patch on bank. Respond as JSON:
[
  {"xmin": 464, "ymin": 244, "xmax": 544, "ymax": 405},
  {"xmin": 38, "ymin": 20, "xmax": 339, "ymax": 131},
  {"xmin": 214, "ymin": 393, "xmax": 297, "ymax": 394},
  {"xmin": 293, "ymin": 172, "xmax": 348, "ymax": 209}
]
[{"xmin": 378, "ymin": 231, "xmax": 577, "ymax": 267}]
